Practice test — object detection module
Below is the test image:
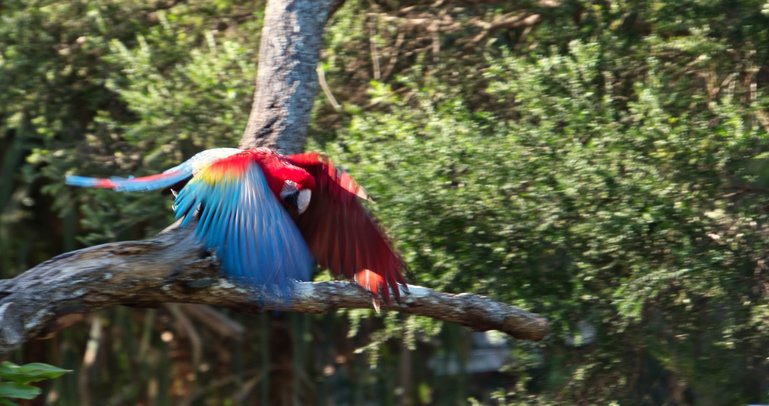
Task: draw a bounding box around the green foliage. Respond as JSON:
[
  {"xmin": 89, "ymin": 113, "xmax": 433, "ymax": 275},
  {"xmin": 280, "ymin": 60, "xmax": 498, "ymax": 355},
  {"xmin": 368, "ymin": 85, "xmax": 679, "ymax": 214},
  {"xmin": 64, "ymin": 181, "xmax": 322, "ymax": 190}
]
[
  {"xmin": 14, "ymin": 3, "xmax": 257, "ymax": 247},
  {"xmin": 54, "ymin": 15, "xmax": 255, "ymax": 246},
  {"xmin": 0, "ymin": 0, "xmax": 259, "ymax": 264},
  {"xmin": 315, "ymin": 16, "xmax": 769, "ymax": 404},
  {"xmin": 0, "ymin": 362, "xmax": 70, "ymax": 405}
]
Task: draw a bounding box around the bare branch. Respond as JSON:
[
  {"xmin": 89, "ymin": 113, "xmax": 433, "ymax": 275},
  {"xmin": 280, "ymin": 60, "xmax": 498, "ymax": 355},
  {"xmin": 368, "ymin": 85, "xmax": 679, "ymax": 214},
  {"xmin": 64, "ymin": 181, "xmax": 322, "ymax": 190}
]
[
  {"xmin": 316, "ymin": 65, "xmax": 342, "ymax": 111},
  {"xmin": 371, "ymin": 4, "xmax": 548, "ymax": 47},
  {"xmin": 382, "ymin": 31, "xmax": 404, "ymax": 78},
  {"xmin": 0, "ymin": 228, "xmax": 546, "ymax": 355},
  {"xmin": 470, "ymin": 13, "xmax": 541, "ymax": 43},
  {"xmin": 368, "ymin": 17, "xmax": 382, "ymax": 80},
  {"xmin": 176, "ymin": 303, "xmax": 245, "ymax": 340}
]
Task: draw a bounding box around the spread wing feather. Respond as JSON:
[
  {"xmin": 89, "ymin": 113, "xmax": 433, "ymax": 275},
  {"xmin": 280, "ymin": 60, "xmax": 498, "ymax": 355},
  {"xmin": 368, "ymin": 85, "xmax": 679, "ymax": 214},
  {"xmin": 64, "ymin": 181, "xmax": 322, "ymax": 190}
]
[
  {"xmin": 174, "ymin": 155, "xmax": 314, "ymax": 296},
  {"xmin": 287, "ymin": 153, "xmax": 406, "ymax": 301}
]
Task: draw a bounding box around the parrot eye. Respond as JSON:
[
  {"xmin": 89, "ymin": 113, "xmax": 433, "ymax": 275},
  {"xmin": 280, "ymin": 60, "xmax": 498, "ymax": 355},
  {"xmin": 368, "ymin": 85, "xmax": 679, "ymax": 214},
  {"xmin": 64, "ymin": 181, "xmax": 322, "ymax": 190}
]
[{"xmin": 280, "ymin": 180, "xmax": 311, "ymax": 214}]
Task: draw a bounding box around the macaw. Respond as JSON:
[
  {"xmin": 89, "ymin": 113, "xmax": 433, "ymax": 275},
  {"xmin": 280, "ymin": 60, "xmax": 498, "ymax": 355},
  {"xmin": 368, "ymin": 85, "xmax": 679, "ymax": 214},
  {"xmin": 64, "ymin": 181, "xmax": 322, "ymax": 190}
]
[{"xmin": 66, "ymin": 148, "xmax": 407, "ymax": 304}]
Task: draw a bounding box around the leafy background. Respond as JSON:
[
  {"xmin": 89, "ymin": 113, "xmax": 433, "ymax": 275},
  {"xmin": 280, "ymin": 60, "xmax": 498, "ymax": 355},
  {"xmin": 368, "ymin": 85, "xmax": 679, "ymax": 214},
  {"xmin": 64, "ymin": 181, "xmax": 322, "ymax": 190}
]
[{"xmin": 2, "ymin": 0, "xmax": 769, "ymax": 404}]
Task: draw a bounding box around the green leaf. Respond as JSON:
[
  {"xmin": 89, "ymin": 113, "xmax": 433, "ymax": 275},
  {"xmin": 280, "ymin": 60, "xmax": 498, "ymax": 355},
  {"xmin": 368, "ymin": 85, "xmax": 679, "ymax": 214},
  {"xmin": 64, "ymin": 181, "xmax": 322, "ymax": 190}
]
[
  {"xmin": 0, "ymin": 362, "xmax": 71, "ymax": 384},
  {"xmin": 0, "ymin": 397, "xmax": 19, "ymax": 406},
  {"xmin": 0, "ymin": 382, "xmax": 41, "ymax": 400}
]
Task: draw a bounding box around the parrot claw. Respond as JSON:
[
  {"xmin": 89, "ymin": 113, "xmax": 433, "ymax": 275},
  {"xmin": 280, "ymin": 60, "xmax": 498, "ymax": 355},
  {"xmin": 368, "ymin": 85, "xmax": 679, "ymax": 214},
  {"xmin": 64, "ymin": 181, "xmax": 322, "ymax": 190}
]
[{"xmin": 371, "ymin": 298, "xmax": 381, "ymax": 314}]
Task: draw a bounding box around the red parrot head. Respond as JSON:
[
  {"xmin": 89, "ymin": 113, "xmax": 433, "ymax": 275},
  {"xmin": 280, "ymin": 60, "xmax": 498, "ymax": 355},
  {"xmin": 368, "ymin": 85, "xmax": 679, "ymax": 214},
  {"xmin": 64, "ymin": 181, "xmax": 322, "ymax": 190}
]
[{"xmin": 248, "ymin": 148, "xmax": 316, "ymax": 215}]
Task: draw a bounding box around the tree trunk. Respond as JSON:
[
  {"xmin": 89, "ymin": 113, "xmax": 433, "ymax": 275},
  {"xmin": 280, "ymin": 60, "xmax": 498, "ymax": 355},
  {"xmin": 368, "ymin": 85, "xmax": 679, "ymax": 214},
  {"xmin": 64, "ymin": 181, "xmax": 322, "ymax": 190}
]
[
  {"xmin": 239, "ymin": 1, "xmax": 331, "ymax": 403},
  {"xmin": 240, "ymin": 0, "xmax": 332, "ymax": 153}
]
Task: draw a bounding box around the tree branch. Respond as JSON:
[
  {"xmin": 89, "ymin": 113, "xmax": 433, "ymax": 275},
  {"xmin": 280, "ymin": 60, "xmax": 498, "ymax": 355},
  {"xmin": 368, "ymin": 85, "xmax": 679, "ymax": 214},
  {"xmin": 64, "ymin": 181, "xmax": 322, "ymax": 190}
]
[{"xmin": 0, "ymin": 228, "xmax": 546, "ymax": 355}]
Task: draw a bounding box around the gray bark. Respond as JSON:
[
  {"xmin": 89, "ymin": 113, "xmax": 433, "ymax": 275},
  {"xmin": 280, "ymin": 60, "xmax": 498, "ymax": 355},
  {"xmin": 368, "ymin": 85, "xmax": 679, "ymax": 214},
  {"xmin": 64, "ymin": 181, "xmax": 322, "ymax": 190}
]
[
  {"xmin": 240, "ymin": 0, "xmax": 331, "ymax": 153},
  {"xmin": 0, "ymin": 228, "xmax": 547, "ymax": 355}
]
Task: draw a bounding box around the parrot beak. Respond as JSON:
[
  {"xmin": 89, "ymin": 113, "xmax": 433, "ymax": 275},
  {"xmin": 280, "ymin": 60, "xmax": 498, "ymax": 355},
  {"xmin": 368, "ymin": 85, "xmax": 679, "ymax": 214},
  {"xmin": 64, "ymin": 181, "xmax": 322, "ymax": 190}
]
[
  {"xmin": 296, "ymin": 188, "xmax": 311, "ymax": 214},
  {"xmin": 281, "ymin": 181, "xmax": 312, "ymax": 215}
]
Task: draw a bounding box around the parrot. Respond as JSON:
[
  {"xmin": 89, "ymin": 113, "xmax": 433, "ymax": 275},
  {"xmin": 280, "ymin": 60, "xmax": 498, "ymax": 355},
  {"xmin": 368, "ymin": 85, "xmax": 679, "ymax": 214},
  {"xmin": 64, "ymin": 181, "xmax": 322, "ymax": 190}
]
[{"xmin": 66, "ymin": 147, "xmax": 407, "ymax": 305}]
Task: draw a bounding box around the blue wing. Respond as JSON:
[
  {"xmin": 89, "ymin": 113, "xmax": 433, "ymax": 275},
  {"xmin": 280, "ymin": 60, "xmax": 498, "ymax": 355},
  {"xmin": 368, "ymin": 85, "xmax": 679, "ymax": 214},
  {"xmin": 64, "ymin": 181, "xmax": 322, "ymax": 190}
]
[{"xmin": 173, "ymin": 160, "xmax": 314, "ymax": 297}]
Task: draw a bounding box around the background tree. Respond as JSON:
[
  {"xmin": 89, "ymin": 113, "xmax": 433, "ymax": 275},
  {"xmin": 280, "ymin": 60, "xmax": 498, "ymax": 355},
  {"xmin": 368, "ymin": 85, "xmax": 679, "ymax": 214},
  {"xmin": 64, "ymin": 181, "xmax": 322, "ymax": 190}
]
[{"xmin": 2, "ymin": 0, "xmax": 769, "ymax": 404}]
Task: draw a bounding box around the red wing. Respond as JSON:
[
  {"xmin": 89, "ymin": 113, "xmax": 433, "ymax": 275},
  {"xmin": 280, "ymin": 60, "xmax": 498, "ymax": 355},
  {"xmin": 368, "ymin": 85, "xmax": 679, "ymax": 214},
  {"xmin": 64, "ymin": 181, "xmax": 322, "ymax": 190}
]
[{"xmin": 287, "ymin": 153, "xmax": 407, "ymax": 302}]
